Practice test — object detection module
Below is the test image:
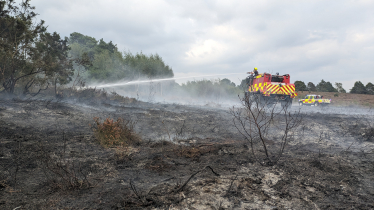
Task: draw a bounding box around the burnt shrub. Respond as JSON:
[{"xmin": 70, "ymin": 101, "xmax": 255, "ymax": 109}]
[
  {"xmin": 362, "ymin": 127, "xmax": 374, "ymax": 142},
  {"xmin": 36, "ymin": 143, "xmax": 93, "ymax": 191}
]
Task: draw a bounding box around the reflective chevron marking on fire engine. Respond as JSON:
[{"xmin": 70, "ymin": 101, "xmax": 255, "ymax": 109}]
[
  {"xmin": 250, "ymin": 83, "xmax": 266, "ymax": 92},
  {"xmin": 265, "ymin": 84, "xmax": 297, "ymax": 96},
  {"xmin": 249, "ymin": 82, "xmax": 297, "ymax": 97},
  {"xmin": 267, "ymin": 84, "xmax": 277, "ymax": 93}
]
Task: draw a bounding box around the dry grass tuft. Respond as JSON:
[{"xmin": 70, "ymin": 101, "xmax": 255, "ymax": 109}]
[{"xmin": 92, "ymin": 117, "xmax": 141, "ymax": 148}]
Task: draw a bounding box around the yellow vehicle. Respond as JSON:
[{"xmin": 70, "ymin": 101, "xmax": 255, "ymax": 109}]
[{"xmin": 298, "ymin": 94, "xmax": 331, "ymax": 106}]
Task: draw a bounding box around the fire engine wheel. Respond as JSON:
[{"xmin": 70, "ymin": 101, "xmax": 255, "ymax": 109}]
[
  {"xmin": 314, "ymin": 102, "xmax": 319, "ymax": 107},
  {"xmin": 299, "ymin": 102, "xmax": 303, "ymax": 106}
]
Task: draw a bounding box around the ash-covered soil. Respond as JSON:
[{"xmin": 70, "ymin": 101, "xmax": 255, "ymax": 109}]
[{"xmin": 1, "ymin": 98, "xmax": 374, "ymax": 209}]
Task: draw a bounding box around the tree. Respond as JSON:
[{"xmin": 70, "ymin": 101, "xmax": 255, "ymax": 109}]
[
  {"xmin": 220, "ymin": 78, "xmax": 236, "ymax": 87},
  {"xmin": 0, "ymin": 0, "xmax": 73, "ymax": 95},
  {"xmin": 366, "ymin": 82, "xmax": 374, "ymax": 95},
  {"xmin": 69, "ymin": 32, "xmax": 97, "ymax": 60},
  {"xmin": 230, "ymin": 94, "xmax": 302, "ymax": 166},
  {"xmin": 307, "ymin": 82, "xmax": 317, "ymax": 92},
  {"xmin": 316, "ymin": 80, "xmax": 337, "ymax": 92},
  {"xmin": 350, "ymin": 81, "xmax": 367, "ymax": 94},
  {"xmin": 239, "ymin": 78, "xmax": 248, "ymax": 91},
  {"xmin": 334, "ymin": 82, "xmax": 346, "ymax": 93},
  {"xmin": 31, "ymin": 32, "xmax": 74, "ymax": 95},
  {"xmin": 179, "ymin": 79, "xmax": 241, "ymax": 100},
  {"xmin": 294, "ymin": 81, "xmax": 307, "ymax": 91},
  {"xmin": 1, "ymin": 0, "xmax": 45, "ymax": 94},
  {"xmin": 123, "ymin": 52, "xmax": 174, "ymax": 79},
  {"xmin": 68, "ymin": 33, "xmax": 174, "ymax": 82},
  {"xmin": 68, "ymin": 32, "xmax": 128, "ymax": 82}
]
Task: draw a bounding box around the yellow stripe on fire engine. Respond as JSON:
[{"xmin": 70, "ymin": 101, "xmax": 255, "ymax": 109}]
[
  {"xmin": 267, "ymin": 84, "xmax": 276, "ymax": 92},
  {"xmin": 282, "ymin": 86, "xmax": 291, "ymax": 95},
  {"xmin": 287, "ymin": 85, "xmax": 294, "ymax": 93},
  {"xmin": 280, "ymin": 86, "xmax": 286, "ymax": 94},
  {"xmin": 264, "ymin": 84, "xmax": 296, "ymax": 95},
  {"xmin": 270, "ymin": 85, "xmax": 277, "ymax": 92},
  {"xmin": 272, "ymin": 86, "xmax": 280, "ymax": 94}
]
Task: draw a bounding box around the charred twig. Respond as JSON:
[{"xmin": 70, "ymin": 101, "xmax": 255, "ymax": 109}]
[
  {"xmin": 26, "ymin": 83, "xmax": 50, "ymax": 99},
  {"xmin": 174, "ymin": 166, "xmax": 220, "ymax": 193},
  {"xmin": 36, "ymin": 139, "xmax": 92, "ymax": 191},
  {"xmin": 161, "ymin": 120, "xmax": 171, "ymax": 141},
  {"xmin": 175, "ymin": 120, "xmax": 186, "ymax": 138},
  {"xmin": 130, "ymin": 179, "xmax": 144, "ymax": 202},
  {"xmin": 198, "ymin": 144, "xmax": 214, "ymax": 147},
  {"xmin": 226, "ymin": 175, "xmax": 238, "ymax": 195}
]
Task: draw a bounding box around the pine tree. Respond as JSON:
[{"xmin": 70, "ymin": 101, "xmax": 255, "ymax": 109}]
[
  {"xmin": 350, "ymin": 81, "xmax": 367, "ymax": 94},
  {"xmin": 307, "ymin": 82, "xmax": 317, "ymax": 91},
  {"xmin": 294, "ymin": 81, "xmax": 307, "ymax": 91}
]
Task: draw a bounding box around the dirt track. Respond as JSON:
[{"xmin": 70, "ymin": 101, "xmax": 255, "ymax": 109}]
[{"xmin": 1, "ymin": 98, "xmax": 374, "ymax": 209}]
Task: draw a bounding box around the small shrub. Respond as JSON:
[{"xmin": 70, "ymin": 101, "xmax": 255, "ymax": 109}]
[
  {"xmin": 36, "ymin": 143, "xmax": 92, "ymax": 191},
  {"xmin": 334, "ymin": 93, "xmax": 339, "ymax": 97},
  {"xmin": 92, "ymin": 117, "xmax": 140, "ymax": 147},
  {"xmin": 110, "ymin": 91, "xmax": 137, "ymax": 103}
]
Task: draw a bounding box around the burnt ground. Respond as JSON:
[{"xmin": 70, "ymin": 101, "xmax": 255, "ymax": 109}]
[{"xmin": 1, "ymin": 97, "xmax": 374, "ymax": 209}]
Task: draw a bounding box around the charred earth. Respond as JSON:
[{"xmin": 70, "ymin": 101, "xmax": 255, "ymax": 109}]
[{"xmin": 1, "ymin": 94, "xmax": 374, "ymax": 209}]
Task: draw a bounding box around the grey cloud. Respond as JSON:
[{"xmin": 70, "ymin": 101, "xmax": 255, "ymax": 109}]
[{"xmin": 26, "ymin": 0, "xmax": 374, "ymax": 89}]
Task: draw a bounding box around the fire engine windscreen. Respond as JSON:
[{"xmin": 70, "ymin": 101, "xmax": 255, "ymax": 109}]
[{"xmin": 271, "ymin": 75, "xmax": 284, "ymax": 83}]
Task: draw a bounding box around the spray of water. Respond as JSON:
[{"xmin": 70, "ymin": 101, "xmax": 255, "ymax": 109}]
[{"xmin": 94, "ymin": 73, "xmax": 246, "ymax": 88}]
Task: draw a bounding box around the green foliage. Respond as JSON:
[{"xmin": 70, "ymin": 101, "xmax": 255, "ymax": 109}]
[
  {"xmin": 238, "ymin": 79, "xmax": 248, "ymax": 91},
  {"xmin": 123, "ymin": 51, "xmax": 174, "ymax": 79},
  {"xmin": 350, "ymin": 81, "xmax": 367, "ymax": 94},
  {"xmin": 68, "ymin": 32, "xmax": 127, "ymax": 82},
  {"xmin": 180, "ymin": 78, "xmax": 241, "ymax": 99},
  {"xmin": 294, "ymin": 81, "xmax": 307, "ymax": 91},
  {"xmin": 68, "ymin": 32, "xmax": 173, "ymax": 83},
  {"xmin": 0, "ymin": 0, "xmax": 73, "ymax": 95},
  {"xmin": 366, "ymin": 82, "xmax": 374, "ymax": 95},
  {"xmin": 220, "ymin": 78, "xmax": 236, "ymax": 87},
  {"xmin": 316, "ymin": 80, "xmax": 338, "ymax": 92},
  {"xmin": 37, "ymin": 32, "xmax": 74, "ymax": 84},
  {"xmin": 334, "ymin": 82, "xmax": 346, "ymax": 93},
  {"xmin": 307, "ymin": 82, "xmax": 317, "ymax": 91}
]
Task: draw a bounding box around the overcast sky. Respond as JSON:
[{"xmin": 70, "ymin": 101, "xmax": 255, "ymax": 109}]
[{"xmin": 31, "ymin": 0, "xmax": 374, "ymax": 89}]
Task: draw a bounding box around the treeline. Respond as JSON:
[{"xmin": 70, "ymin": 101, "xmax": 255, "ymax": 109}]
[
  {"xmin": 294, "ymin": 80, "xmax": 374, "ymax": 95},
  {"xmin": 0, "ymin": 1, "xmax": 173, "ymax": 96},
  {"xmin": 179, "ymin": 78, "xmax": 241, "ymax": 99},
  {"xmin": 69, "ymin": 32, "xmax": 173, "ymax": 83},
  {"xmin": 122, "ymin": 77, "xmax": 243, "ymax": 101}
]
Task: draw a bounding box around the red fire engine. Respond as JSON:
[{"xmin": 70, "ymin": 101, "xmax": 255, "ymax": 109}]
[{"xmin": 245, "ymin": 73, "xmax": 298, "ymax": 108}]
